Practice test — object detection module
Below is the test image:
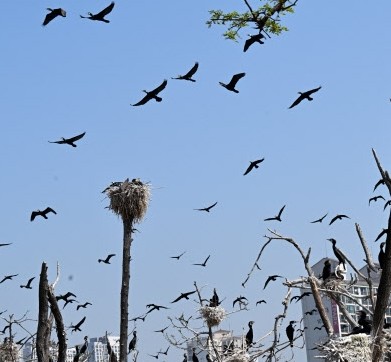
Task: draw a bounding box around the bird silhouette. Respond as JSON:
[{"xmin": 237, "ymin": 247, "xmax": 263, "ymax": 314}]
[
  {"xmin": 170, "ymin": 251, "xmax": 186, "ymax": 260},
  {"xmin": 193, "ymin": 255, "xmax": 210, "ymax": 267},
  {"xmin": 128, "ymin": 331, "xmax": 137, "ymax": 353},
  {"xmin": 171, "ymin": 62, "xmax": 199, "ymax": 82},
  {"xmin": 384, "ymin": 200, "xmax": 391, "ymax": 211},
  {"xmin": 328, "ymin": 238, "xmax": 346, "ymax": 269},
  {"xmin": 56, "ymin": 291, "xmax": 77, "ymax": 302},
  {"xmin": 379, "ymin": 242, "xmax": 386, "ymax": 270},
  {"xmin": 148, "ymin": 354, "xmax": 159, "ymax": 359},
  {"xmin": 158, "ymin": 346, "xmax": 170, "ymax": 356},
  {"xmin": 245, "ymin": 321, "xmax": 254, "ymax": 348},
  {"xmin": 20, "ymin": 277, "xmax": 35, "ymax": 289},
  {"xmin": 77, "ymin": 302, "xmax": 92, "ymax": 310},
  {"xmin": 373, "ymin": 179, "xmax": 385, "ymax": 192},
  {"xmin": 0, "ymin": 274, "xmax": 18, "ymax": 284},
  {"xmin": 243, "ymin": 158, "xmax": 264, "ymax": 176},
  {"xmin": 80, "ymin": 2, "xmax": 115, "ymax": 23},
  {"xmin": 192, "ymin": 348, "xmax": 199, "ymax": 362},
  {"xmin": 310, "ymin": 213, "xmax": 328, "ymax": 224},
  {"xmin": 194, "ymin": 202, "xmax": 218, "ymax": 212},
  {"xmin": 322, "ymin": 259, "xmax": 332, "ymax": 280},
  {"xmin": 171, "ymin": 291, "xmax": 196, "ymax": 303},
  {"xmin": 79, "ymin": 336, "xmax": 89, "ymax": 355},
  {"xmin": 209, "ymin": 288, "xmax": 220, "ymax": 307},
  {"xmin": 63, "ymin": 299, "xmax": 78, "ymax": 309},
  {"xmin": 375, "ymin": 229, "xmax": 388, "ymax": 242},
  {"xmin": 0, "ymin": 243, "xmax": 12, "ymax": 247},
  {"xmin": 233, "ymin": 296, "xmax": 248, "ymax": 308},
  {"xmin": 288, "ymin": 86, "xmax": 321, "ymax": 109},
  {"xmin": 0, "ymin": 325, "xmax": 10, "ymax": 334},
  {"xmin": 132, "ymin": 79, "xmax": 168, "ymax": 106},
  {"xmin": 256, "ymin": 299, "xmax": 266, "ymax": 306},
  {"xmin": 42, "ymin": 8, "xmax": 66, "ymax": 26},
  {"xmin": 329, "ymin": 214, "xmax": 350, "ymax": 225},
  {"xmin": 305, "ymin": 309, "xmax": 317, "ymax": 316},
  {"xmin": 290, "ymin": 292, "xmax": 311, "ymax": 303},
  {"xmin": 263, "ymin": 275, "xmax": 283, "ymax": 289},
  {"xmin": 30, "ymin": 207, "xmax": 57, "ymax": 221},
  {"xmin": 219, "ymin": 73, "xmax": 246, "ymax": 93},
  {"xmin": 49, "ymin": 132, "xmax": 86, "ymax": 147},
  {"xmin": 243, "ymin": 33, "xmax": 265, "ymax": 52},
  {"xmin": 369, "ymin": 195, "xmax": 385, "ymax": 205},
  {"xmin": 71, "ymin": 316, "xmax": 86, "ymax": 332},
  {"xmin": 154, "ymin": 326, "xmax": 169, "ymax": 333},
  {"xmin": 146, "ymin": 304, "xmax": 169, "ymax": 314},
  {"xmin": 286, "ymin": 321, "xmax": 295, "ymax": 347},
  {"xmin": 98, "ymin": 254, "xmax": 116, "ymax": 264},
  {"xmin": 264, "ymin": 205, "xmax": 286, "ymax": 222}
]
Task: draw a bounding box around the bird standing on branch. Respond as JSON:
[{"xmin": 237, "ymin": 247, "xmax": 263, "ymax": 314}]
[{"xmin": 286, "ymin": 321, "xmax": 295, "ymax": 347}]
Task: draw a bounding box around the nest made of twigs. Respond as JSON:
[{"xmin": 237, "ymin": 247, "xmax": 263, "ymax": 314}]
[
  {"xmin": 199, "ymin": 306, "xmax": 226, "ymax": 327},
  {"xmin": 223, "ymin": 353, "xmax": 249, "ymax": 362},
  {"xmin": 105, "ymin": 178, "xmax": 151, "ymax": 223}
]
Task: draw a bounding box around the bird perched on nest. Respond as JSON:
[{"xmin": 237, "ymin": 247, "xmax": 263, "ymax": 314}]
[
  {"xmin": 328, "ymin": 238, "xmax": 346, "ymax": 269},
  {"xmin": 42, "ymin": 8, "xmax": 66, "ymax": 26},
  {"xmin": 245, "ymin": 321, "xmax": 254, "ymax": 349},
  {"xmin": 209, "ymin": 288, "xmax": 220, "ymax": 307},
  {"xmin": 80, "ymin": 2, "xmax": 115, "ymax": 23}
]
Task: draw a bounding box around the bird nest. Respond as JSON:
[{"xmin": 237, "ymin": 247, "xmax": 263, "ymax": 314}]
[
  {"xmin": 199, "ymin": 306, "xmax": 226, "ymax": 327},
  {"xmin": 105, "ymin": 178, "xmax": 151, "ymax": 223},
  {"xmin": 315, "ymin": 334, "xmax": 371, "ymax": 362},
  {"xmin": 323, "ymin": 277, "xmax": 344, "ymax": 291},
  {"xmin": 222, "ymin": 353, "xmax": 249, "ymax": 362}
]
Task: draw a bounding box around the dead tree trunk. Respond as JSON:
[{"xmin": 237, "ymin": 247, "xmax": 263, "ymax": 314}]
[{"xmin": 36, "ymin": 263, "xmax": 50, "ymax": 362}]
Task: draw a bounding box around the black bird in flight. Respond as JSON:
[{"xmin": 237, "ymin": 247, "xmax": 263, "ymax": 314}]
[
  {"xmin": 71, "ymin": 316, "xmax": 86, "ymax": 332},
  {"xmin": 148, "ymin": 354, "xmax": 159, "ymax": 359},
  {"xmin": 20, "ymin": 277, "xmax": 35, "ymax": 289},
  {"xmin": 245, "ymin": 321, "xmax": 254, "ymax": 349},
  {"xmin": 310, "ymin": 213, "xmax": 328, "ymax": 224},
  {"xmin": 128, "ymin": 331, "xmax": 137, "ymax": 353},
  {"xmin": 328, "ymin": 238, "xmax": 346, "ymax": 269},
  {"xmin": 286, "ymin": 321, "xmax": 295, "ymax": 347},
  {"xmin": 193, "ymin": 255, "xmax": 210, "ymax": 267},
  {"xmin": 49, "ymin": 132, "xmax": 86, "ymax": 147},
  {"xmin": 288, "ymin": 86, "xmax": 322, "ymax": 109},
  {"xmin": 98, "ymin": 254, "xmax": 116, "ymax": 264},
  {"xmin": 375, "ymin": 228, "xmax": 388, "ymax": 242},
  {"xmin": 42, "ymin": 8, "xmax": 66, "ymax": 26},
  {"xmin": 314, "ymin": 325, "xmax": 325, "ymax": 331},
  {"xmin": 171, "ymin": 290, "xmax": 196, "ymax": 303},
  {"xmin": 146, "ymin": 304, "xmax": 169, "ymax": 314},
  {"xmin": 329, "ymin": 214, "xmax": 350, "ymax": 225},
  {"xmin": 290, "ymin": 292, "xmax": 311, "ymax": 303},
  {"xmin": 80, "ymin": 2, "xmax": 115, "ymax": 23},
  {"xmin": 158, "ymin": 346, "xmax": 170, "ymax": 356},
  {"xmin": 373, "ymin": 179, "xmax": 385, "ymax": 192},
  {"xmin": 30, "ymin": 207, "xmax": 57, "ymax": 221},
  {"xmin": 172, "ymin": 62, "xmax": 199, "ymax": 82},
  {"xmin": 384, "ymin": 200, "xmax": 391, "ymax": 211},
  {"xmin": 305, "ymin": 309, "xmax": 317, "ymax": 316},
  {"xmin": 243, "ymin": 158, "xmax": 264, "ymax": 176},
  {"xmin": 132, "ymin": 79, "xmax": 168, "ymax": 106},
  {"xmin": 170, "ymin": 251, "xmax": 186, "ymax": 260},
  {"xmin": 263, "ymin": 275, "xmax": 283, "ymax": 289},
  {"xmin": 0, "ymin": 243, "xmax": 12, "ymax": 247},
  {"xmin": 369, "ymin": 195, "xmax": 385, "ymax": 205},
  {"xmin": 0, "ymin": 274, "xmax": 18, "ymax": 284},
  {"xmin": 256, "ymin": 299, "xmax": 266, "ymax": 306},
  {"xmin": 264, "ymin": 205, "xmax": 286, "ymax": 222},
  {"xmin": 219, "ymin": 73, "xmax": 246, "ymax": 93},
  {"xmin": 243, "ymin": 33, "xmax": 265, "ymax": 52},
  {"xmin": 194, "ymin": 202, "xmax": 218, "ymax": 212},
  {"xmin": 0, "ymin": 325, "xmax": 10, "ymax": 334},
  {"xmin": 233, "ymin": 296, "xmax": 248, "ymax": 308},
  {"xmin": 154, "ymin": 326, "xmax": 169, "ymax": 333},
  {"xmin": 77, "ymin": 302, "xmax": 92, "ymax": 310},
  {"xmin": 63, "ymin": 299, "xmax": 78, "ymax": 309},
  {"xmin": 379, "ymin": 242, "xmax": 386, "ymax": 270},
  {"xmin": 56, "ymin": 291, "xmax": 77, "ymax": 302}
]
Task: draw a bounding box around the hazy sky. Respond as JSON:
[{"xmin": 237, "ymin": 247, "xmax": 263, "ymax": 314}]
[{"xmin": 1, "ymin": 1, "xmax": 391, "ymax": 361}]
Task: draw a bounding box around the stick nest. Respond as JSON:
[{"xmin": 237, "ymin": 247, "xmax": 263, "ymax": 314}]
[
  {"xmin": 223, "ymin": 353, "xmax": 249, "ymax": 362},
  {"xmin": 105, "ymin": 178, "xmax": 151, "ymax": 223},
  {"xmin": 199, "ymin": 306, "xmax": 226, "ymax": 327}
]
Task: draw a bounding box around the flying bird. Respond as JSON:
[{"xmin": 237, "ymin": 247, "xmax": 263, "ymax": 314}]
[
  {"xmin": 171, "ymin": 62, "xmax": 199, "ymax": 82},
  {"xmin": 42, "ymin": 8, "xmax": 66, "ymax": 26},
  {"xmin": 328, "ymin": 238, "xmax": 346, "ymax": 269},
  {"xmin": 243, "ymin": 158, "xmax": 264, "ymax": 176},
  {"xmin": 77, "ymin": 302, "xmax": 92, "ymax": 310},
  {"xmin": 154, "ymin": 326, "xmax": 169, "ymax": 333},
  {"xmin": 263, "ymin": 275, "xmax": 283, "ymax": 289},
  {"xmin": 256, "ymin": 299, "xmax": 266, "ymax": 306},
  {"xmin": 131, "ymin": 79, "xmax": 168, "ymax": 106},
  {"xmin": 305, "ymin": 309, "xmax": 317, "ymax": 316},
  {"xmin": 329, "ymin": 214, "xmax": 350, "ymax": 225},
  {"xmin": 243, "ymin": 33, "xmax": 265, "ymax": 52},
  {"xmin": 369, "ymin": 195, "xmax": 385, "ymax": 205},
  {"xmin": 379, "ymin": 242, "xmax": 386, "ymax": 270},
  {"xmin": 146, "ymin": 304, "xmax": 169, "ymax": 314},
  {"xmin": 193, "ymin": 255, "xmax": 210, "ymax": 267},
  {"xmin": 49, "ymin": 132, "xmax": 86, "ymax": 147},
  {"xmin": 80, "ymin": 2, "xmax": 115, "ymax": 23},
  {"xmin": 233, "ymin": 296, "xmax": 248, "ymax": 308},
  {"xmin": 288, "ymin": 86, "xmax": 321, "ymax": 109},
  {"xmin": 219, "ymin": 73, "xmax": 246, "ymax": 93},
  {"xmin": 0, "ymin": 274, "xmax": 18, "ymax": 284},
  {"xmin": 375, "ymin": 228, "xmax": 388, "ymax": 242},
  {"xmin": 20, "ymin": 277, "xmax": 35, "ymax": 289},
  {"xmin": 71, "ymin": 317, "xmax": 86, "ymax": 332},
  {"xmin": 194, "ymin": 202, "xmax": 218, "ymax": 212},
  {"xmin": 310, "ymin": 213, "xmax": 328, "ymax": 224},
  {"xmin": 264, "ymin": 205, "xmax": 286, "ymax": 222},
  {"xmin": 373, "ymin": 179, "xmax": 385, "ymax": 192},
  {"xmin": 290, "ymin": 292, "xmax": 311, "ymax": 303},
  {"xmin": 63, "ymin": 299, "xmax": 78, "ymax": 309},
  {"xmin": 384, "ymin": 200, "xmax": 391, "ymax": 211},
  {"xmin": 171, "ymin": 291, "xmax": 196, "ymax": 303},
  {"xmin": 30, "ymin": 207, "xmax": 57, "ymax": 221},
  {"xmin": 56, "ymin": 291, "xmax": 77, "ymax": 302},
  {"xmin": 286, "ymin": 321, "xmax": 295, "ymax": 347},
  {"xmin": 245, "ymin": 321, "xmax": 254, "ymax": 349},
  {"xmin": 158, "ymin": 346, "xmax": 170, "ymax": 356},
  {"xmin": 98, "ymin": 254, "xmax": 116, "ymax": 264},
  {"xmin": 128, "ymin": 331, "xmax": 137, "ymax": 353},
  {"xmin": 170, "ymin": 251, "xmax": 186, "ymax": 260},
  {"xmin": 148, "ymin": 354, "xmax": 159, "ymax": 359}
]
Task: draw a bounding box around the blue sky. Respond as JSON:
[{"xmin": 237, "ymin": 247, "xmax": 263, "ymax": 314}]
[{"xmin": 1, "ymin": 1, "xmax": 391, "ymax": 361}]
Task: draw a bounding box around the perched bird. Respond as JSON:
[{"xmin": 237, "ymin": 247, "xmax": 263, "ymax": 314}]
[
  {"xmin": 30, "ymin": 207, "xmax": 57, "ymax": 221},
  {"xmin": 243, "ymin": 33, "xmax": 265, "ymax": 52},
  {"xmin": 288, "ymin": 86, "xmax": 322, "ymax": 109},
  {"xmin": 233, "ymin": 296, "xmax": 248, "ymax": 308},
  {"xmin": 310, "ymin": 213, "xmax": 328, "ymax": 224},
  {"xmin": 375, "ymin": 228, "xmax": 388, "ymax": 242},
  {"xmin": 243, "ymin": 158, "xmax": 264, "ymax": 176},
  {"xmin": 77, "ymin": 302, "xmax": 92, "ymax": 310},
  {"xmin": 42, "ymin": 8, "xmax": 66, "ymax": 26},
  {"xmin": 171, "ymin": 62, "xmax": 199, "ymax": 82},
  {"xmin": 0, "ymin": 274, "xmax": 18, "ymax": 284},
  {"xmin": 379, "ymin": 242, "xmax": 386, "ymax": 270},
  {"xmin": 286, "ymin": 321, "xmax": 295, "ymax": 347},
  {"xmin": 328, "ymin": 238, "xmax": 346, "ymax": 269},
  {"xmin": 128, "ymin": 331, "xmax": 137, "ymax": 353},
  {"xmin": 80, "ymin": 2, "xmax": 115, "ymax": 23},
  {"xmin": 131, "ymin": 79, "xmax": 168, "ymax": 106},
  {"xmin": 209, "ymin": 288, "xmax": 220, "ymax": 307},
  {"xmin": 192, "ymin": 348, "xmax": 199, "ymax": 362},
  {"xmin": 98, "ymin": 254, "xmax": 116, "ymax": 264},
  {"xmin": 290, "ymin": 292, "xmax": 311, "ymax": 303},
  {"xmin": 329, "ymin": 214, "xmax": 350, "ymax": 225},
  {"xmin": 15, "ymin": 337, "xmax": 27, "ymax": 346},
  {"xmin": 56, "ymin": 291, "xmax": 77, "ymax": 302},
  {"xmin": 170, "ymin": 251, "xmax": 186, "ymax": 260},
  {"xmin": 263, "ymin": 275, "xmax": 283, "ymax": 289},
  {"xmin": 219, "ymin": 73, "xmax": 246, "ymax": 93},
  {"xmin": 193, "ymin": 255, "xmax": 210, "ymax": 267},
  {"xmin": 154, "ymin": 326, "xmax": 169, "ymax": 333},
  {"xmin": 49, "ymin": 132, "xmax": 86, "ymax": 147},
  {"xmin": 256, "ymin": 299, "xmax": 266, "ymax": 306},
  {"xmin": 194, "ymin": 202, "xmax": 218, "ymax": 212},
  {"xmin": 171, "ymin": 291, "xmax": 196, "ymax": 303},
  {"xmin": 264, "ymin": 205, "xmax": 286, "ymax": 222},
  {"xmin": 183, "ymin": 353, "xmax": 187, "ymax": 362},
  {"xmin": 369, "ymin": 195, "xmax": 385, "ymax": 205},
  {"xmin": 245, "ymin": 321, "xmax": 254, "ymax": 348},
  {"xmin": 322, "ymin": 259, "xmax": 332, "ymax": 280},
  {"xmin": 206, "ymin": 354, "xmax": 213, "ymax": 362},
  {"xmin": 20, "ymin": 277, "xmax": 35, "ymax": 289},
  {"xmin": 71, "ymin": 316, "xmax": 86, "ymax": 332},
  {"xmin": 79, "ymin": 336, "xmax": 89, "ymax": 354},
  {"xmin": 373, "ymin": 179, "xmax": 385, "ymax": 192}
]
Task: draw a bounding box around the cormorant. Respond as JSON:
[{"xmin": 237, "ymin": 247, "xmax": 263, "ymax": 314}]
[
  {"xmin": 219, "ymin": 73, "xmax": 246, "ymax": 93},
  {"xmin": 171, "ymin": 291, "xmax": 196, "ymax": 303},
  {"xmin": 170, "ymin": 251, "xmax": 186, "ymax": 260},
  {"xmin": 30, "ymin": 207, "xmax": 57, "ymax": 221},
  {"xmin": 243, "ymin": 33, "xmax": 265, "ymax": 52},
  {"xmin": 131, "ymin": 79, "xmax": 167, "ymax": 106},
  {"xmin": 379, "ymin": 242, "xmax": 386, "ymax": 270},
  {"xmin": 42, "ymin": 8, "xmax": 66, "ymax": 26},
  {"xmin": 286, "ymin": 321, "xmax": 295, "ymax": 347},
  {"xmin": 20, "ymin": 277, "xmax": 35, "ymax": 289},
  {"xmin": 77, "ymin": 302, "xmax": 92, "ymax": 310},
  {"xmin": 171, "ymin": 62, "xmax": 199, "ymax": 82},
  {"xmin": 243, "ymin": 159, "xmax": 264, "ymax": 176},
  {"xmin": 0, "ymin": 274, "xmax": 18, "ymax": 284},
  {"xmin": 80, "ymin": 2, "xmax": 115, "ymax": 23},
  {"xmin": 264, "ymin": 205, "xmax": 286, "ymax": 222},
  {"xmin": 329, "ymin": 214, "xmax": 350, "ymax": 225},
  {"xmin": 98, "ymin": 254, "xmax": 116, "ymax": 264},
  {"xmin": 288, "ymin": 86, "xmax": 322, "ymax": 109},
  {"xmin": 263, "ymin": 275, "xmax": 283, "ymax": 289},
  {"xmin": 193, "ymin": 255, "xmax": 210, "ymax": 267},
  {"xmin": 245, "ymin": 321, "xmax": 254, "ymax": 349},
  {"xmin": 128, "ymin": 331, "xmax": 137, "ymax": 353},
  {"xmin": 71, "ymin": 316, "xmax": 86, "ymax": 332},
  {"xmin": 49, "ymin": 132, "xmax": 86, "ymax": 147},
  {"xmin": 369, "ymin": 195, "xmax": 385, "ymax": 205},
  {"xmin": 327, "ymin": 238, "xmax": 346, "ymax": 269},
  {"xmin": 310, "ymin": 213, "xmax": 328, "ymax": 224},
  {"xmin": 209, "ymin": 288, "xmax": 220, "ymax": 307},
  {"xmin": 322, "ymin": 259, "xmax": 332, "ymax": 280},
  {"xmin": 194, "ymin": 202, "xmax": 218, "ymax": 212}
]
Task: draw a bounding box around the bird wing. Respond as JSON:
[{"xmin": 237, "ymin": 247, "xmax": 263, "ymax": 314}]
[
  {"xmin": 0, "ymin": 243, "xmax": 11, "ymax": 247},
  {"xmin": 229, "ymin": 73, "xmax": 246, "ymax": 87},
  {"xmin": 132, "ymin": 93, "xmax": 152, "ymax": 106},
  {"xmin": 243, "ymin": 163, "xmax": 254, "ymax": 176},
  {"xmin": 107, "ymin": 254, "xmax": 116, "ymax": 260},
  {"xmin": 288, "ymin": 94, "xmax": 304, "ymax": 109},
  {"xmin": 75, "ymin": 316, "xmax": 86, "ymax": 328},
  {"xmin": 277, "ymin": 205, "xmax": 286, "ymax": 218},
  {"xmin": 305, "ymin": 86, "xmax": 322, "ymax": 96},
  {"xmin": 203, "ymin": 255, "xmax": 211, "ymax": 264},
  {"xmin": 184, "ymin": 62, "xmax": 199, "ymax": 78},
  {"xmin": 207, "ymin": 202, "xmax": 218, "ymax": 210},
  {"xmin": 151, "ymin": 79, "xmax": 168, "ymax": 95},
  {"xmin": 27, "ymin": 277, "xmax": 35, "ymax": 286},
  {"xmin": 96, "ymin": 2, "xmax": 115, "ymax": 17},
  {"xmin": 43, "ymin": 11, "xmax": 57, "ymax": 26},
  {"xmin": 43, "ymin": 207, "xmax": 57, "ymax": 215},
  {"xmin": 30, "ymin": 211, "xmax": 39, "ymax": 221},
  {"xmin": 243, "ymin": 38, "xmax": 254, "ymax": 53},
  {"xmin": 68, "ymin": 132, "xmax": 86, "ymax": 143},
  {"xmin": 264, "ymin": 216, "xmax": 277, "ymax": 221},
  {"xmin": 171, "ymin": 295, "xmax": 183, "ymax": 303}
]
